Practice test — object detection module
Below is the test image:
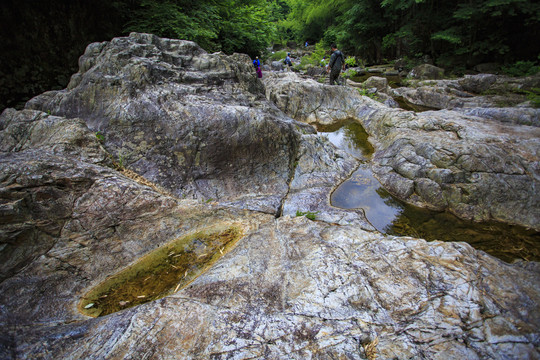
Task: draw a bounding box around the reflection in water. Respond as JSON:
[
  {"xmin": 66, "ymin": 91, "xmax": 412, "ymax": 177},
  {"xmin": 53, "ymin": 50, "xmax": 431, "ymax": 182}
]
[
  {"xmin": 317, "ymin": 121, "xmax": 374, "ymax": 161},
  {"xmin": 320, "ymin": 120, "xmax": 540, "ymax": 263}
]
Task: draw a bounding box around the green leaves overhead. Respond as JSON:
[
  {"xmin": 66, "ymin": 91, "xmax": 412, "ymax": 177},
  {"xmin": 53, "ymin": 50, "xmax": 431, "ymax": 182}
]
[
  {"xmin": 125, "ymin": 0, "xmax": 288, "ymax": 56},
  {"xmin": 283, "ymin": 0, "xmax": 540, "ymax": 68}
]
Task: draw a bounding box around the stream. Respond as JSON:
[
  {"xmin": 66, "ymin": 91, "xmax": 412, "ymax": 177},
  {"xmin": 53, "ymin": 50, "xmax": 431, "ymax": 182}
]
[{"xmin": 318, "ymin": 120, "xmax": 540, "ymax": 263}]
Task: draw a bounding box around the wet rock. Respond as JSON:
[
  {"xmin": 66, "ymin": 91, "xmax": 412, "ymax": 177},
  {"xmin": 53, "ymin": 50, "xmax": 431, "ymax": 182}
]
[
  {"xmin": 264, "ymin": 71, "xmax": 540, "ymax": 229},
  {"xmin": 281, "ymin": 134, "xmax": 373, "ymax": 228},
  {"xmin": 2, "ymin": 206, "xmax": 540, "ymax": 359}
]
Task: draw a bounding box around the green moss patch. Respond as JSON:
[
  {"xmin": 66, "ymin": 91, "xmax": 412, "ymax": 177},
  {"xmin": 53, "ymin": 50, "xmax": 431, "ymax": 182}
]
[{"xmin": 79, "ymin": 225, "xmax": 243, "ymax": 317}]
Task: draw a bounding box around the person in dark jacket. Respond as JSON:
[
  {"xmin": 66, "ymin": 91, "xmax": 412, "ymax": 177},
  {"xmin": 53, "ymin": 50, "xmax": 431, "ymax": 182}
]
[{"xmin": 327, "ymin": 44, "xmax": 345, "ymax": 85}]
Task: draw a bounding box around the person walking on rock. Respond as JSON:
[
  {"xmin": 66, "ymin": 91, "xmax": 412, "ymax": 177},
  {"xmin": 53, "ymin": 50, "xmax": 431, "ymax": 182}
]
[
  {"xmin": 327, "ymin": 44, "xmax": 345, "ymax": 85},
  {"xmin": 284, "ymin": 53, "xmax": 293, "ymax": 71},
  {"xmin": 253, "ymin": 56, "xmax": 260, "ymax": 69}
]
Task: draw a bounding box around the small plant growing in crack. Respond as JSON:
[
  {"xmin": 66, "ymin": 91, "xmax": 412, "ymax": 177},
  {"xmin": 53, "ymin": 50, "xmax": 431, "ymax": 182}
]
[
  {"xmin": 95, "ymin": 131, "xmax": 105, "ymax": 143},
  {"xmin": 295, "ymin": 210, "xmax": 319, "ymax": 220}
]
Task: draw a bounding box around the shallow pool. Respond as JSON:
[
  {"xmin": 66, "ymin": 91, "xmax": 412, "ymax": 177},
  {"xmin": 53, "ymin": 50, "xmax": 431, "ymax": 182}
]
[{"xmin": 319, "ymin": 120, "xmax": 540, "ymax": 263}]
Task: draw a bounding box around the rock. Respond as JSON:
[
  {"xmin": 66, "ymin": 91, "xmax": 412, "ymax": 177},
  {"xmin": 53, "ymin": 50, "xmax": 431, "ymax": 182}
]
[
  {"xmin": 306, "ymin": 66, "xmax": 326, "ymax": 77},
  {"xmin": 367, "ymin": 67, "xmax": 385, "ymax": 74},
  {"xmin": 453, "ymin": 107, "xmax": 540, "ymax": 127},
  {"xmin": 362, "ymin": 76, "xmax": 389, "ymax": 94},
  {"xmin": 393, "ymin": 75, "xmax": 540, "ymax": 116},
  {"xmin": 281, "ymin": 134, "xmax": 373, "ymax": 228},
  {"xmin": 394, "ymin": 58, "xmax": 409, "ymax": 71},
  {"xmin": 408, "ymin": 63, "xmax": 445, "ymax": 80},
  {"xmin": 2, "ymin": 190, "xmax": 540, "ymax": 359},
  {"xmin": 25, "ymin": 32, "xmax": 315, "ymax": 215},
  {"xmin": 474, "ymin": 63, "xmax": 502, "ymax": 74},
  {"xmin": 271, "ymin": 60, "xmax": 284, "ymax": 71},
  {"xmin": 264, "ymin": 71, "xmax": 540, "ymax": 229},
  {"xmin": 1, "ymin": 33, "xmax": 540, "ymax": 359},
  {"xmin": 349, "ymin": 66, "xmax": 366, "ymax": 76},
  {"xmin": 459, "ymin": 74, "xmax": 497, "ymax": 94}
]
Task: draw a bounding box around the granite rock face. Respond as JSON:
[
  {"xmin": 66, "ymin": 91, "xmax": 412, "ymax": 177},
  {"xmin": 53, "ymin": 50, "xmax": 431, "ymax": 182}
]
[
  {"xmin": 392, "ymin": 74, "xmax": 540, "ymax": 127},
  {"xmin": 263, "ymin": 71, "xmax": 540, "ymax": 229},
  {"xmin": 25, "ymin": 32, "xmax": 316, "ymax": 214},
  {"xmin": 1, "ymin": 34, "xmax": 539, "ymax": 359}
]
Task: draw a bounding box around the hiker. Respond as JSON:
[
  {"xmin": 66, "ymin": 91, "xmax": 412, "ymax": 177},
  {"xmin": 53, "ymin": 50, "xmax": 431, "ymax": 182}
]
[
  {"xmin": 305, "ymin": 41, "xmax": 308, "ymax": 47},
  {"xmin": 284, "ymin": 53, "xmax": 293, "ymax": 70},
  {"xmin": 253, "ymin": 56, "xmax": 260, "ymax": 69},
  {"xmin": 327, "ymin": 44, "xmax": 345, "ymax": 85},
  {"xmin": 320, "ymin": 56, "xmax": 327, "ymax": 67}
]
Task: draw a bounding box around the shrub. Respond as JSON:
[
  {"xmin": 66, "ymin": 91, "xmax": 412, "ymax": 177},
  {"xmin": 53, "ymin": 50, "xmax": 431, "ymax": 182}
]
[
  {"xmin": 269, "ymin": 50, "xmax": 287, "ymax": 62},
  {"xmin": 501, "ymin": 61, "xmax": 540, "ymax": 77},
  {"xmin": 525, "ymin": 88, "xmax": 540, "ymax": 108}
]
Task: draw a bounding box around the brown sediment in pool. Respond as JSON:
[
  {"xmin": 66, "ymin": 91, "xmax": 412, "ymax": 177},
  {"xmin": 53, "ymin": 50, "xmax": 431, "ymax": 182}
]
[{"xmin": 79, "ymin": 225, "xmax": 243, "ymax": 317}]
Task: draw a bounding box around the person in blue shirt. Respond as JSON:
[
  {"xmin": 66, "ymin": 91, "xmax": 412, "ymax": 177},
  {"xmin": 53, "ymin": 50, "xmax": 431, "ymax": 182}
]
[
  {"xmin": 284, "ymin": 53, "xmax": 293, "ymax": 70},
  {"xmin": 253, "ymin": 56, "xmax": 260, "ymax": 69}
]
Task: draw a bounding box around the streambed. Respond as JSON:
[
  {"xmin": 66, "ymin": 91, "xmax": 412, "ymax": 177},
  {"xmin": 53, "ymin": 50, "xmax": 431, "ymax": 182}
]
[{"xmin": 318, "ymin": 120, "xmax": 540, "ymax": 263}]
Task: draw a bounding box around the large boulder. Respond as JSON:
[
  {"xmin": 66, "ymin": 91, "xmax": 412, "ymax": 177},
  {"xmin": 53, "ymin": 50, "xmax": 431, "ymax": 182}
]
[
  {"xmin": 25, "ymin": 32, "xmax": 314, "ymax": 214},
  {"xmin": 408, "ymin": 63, "xmax": 445, "ymax": 80}
]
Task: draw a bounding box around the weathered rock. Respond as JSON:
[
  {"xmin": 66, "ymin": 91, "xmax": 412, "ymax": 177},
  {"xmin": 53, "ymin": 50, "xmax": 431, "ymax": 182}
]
[
  {"xmin": 459, "ymin": 74, "xmax": 498, "ymax": 94},
  {"xmin": 25, "ymin": 32, "xmax": 314, "ymax": 215},
  {"xmin": 393, "ymin": 74, "xmax": 540, "ymax": 118},
  {"xmin": 281, "ymin": 134, "xmax": 373, "ymax": 228},
  {"xmin": 408, "ymin": 63, "xmax": 445, "ymax": 80},
  {"xmin": 2, "ymin": 184, "xmax": 540, "ymax": 359},
  {"xmin": 271, "ymin": 60, "xmax": 284, "ymax": 71},
  {"xmin": 1, "ymin": 33, "xmax": 539, "ymax": 360},
  {"xmin": 306, "ymin": 66, "xmax": 326, "ymax": 77},
  {"xmin": 362, "ymin": 76, "xmax": 389, "ymax": 94},
  {"xmin": 263, "ymin": 71, "xmax": 540, "ymax": 229}
]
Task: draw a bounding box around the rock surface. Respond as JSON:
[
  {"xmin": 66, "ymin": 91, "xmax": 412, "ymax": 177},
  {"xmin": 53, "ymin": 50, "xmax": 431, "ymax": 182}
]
[
  {"xmin": 392, "ymin": 74, "xmax": 540, "ymax": 127},
  {"xmin": 25, "ymin": 33, "xmax": 316, "ymax": 215},
  {"xmin": 263, "ymin": 71, "xmax": 540, "ymax": 229},
  {"xmin": 408, "ymin": 63, "xmax": 445, "ymax": 80},
  {"xmin": 1, "ymin": 34, "xmax": 539, "ymax": 359}
]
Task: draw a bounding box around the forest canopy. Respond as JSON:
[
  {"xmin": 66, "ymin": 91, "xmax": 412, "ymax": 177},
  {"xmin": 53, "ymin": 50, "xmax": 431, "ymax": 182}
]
[{"xmin": 1, "ymin": 0, "xmax": 539, "ymax": 110}]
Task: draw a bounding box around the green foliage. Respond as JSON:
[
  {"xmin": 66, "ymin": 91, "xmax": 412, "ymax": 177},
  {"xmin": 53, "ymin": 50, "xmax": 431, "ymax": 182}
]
[
  {"xmin": 525, "ymin": 88, "xmax": 540, "ymax": 108},
  {"xmin": 282, "ymin": 0, "xmax": 540, "ymax": 69},
  {"xmin": 125, "ymin": 0, "xmax": 287, "ymax": 56},
  {"xmin": 117, "ymin": 153, "xmax": 126, "ymax": 170},
  {"xmin": 95, "ymin": 131, "xmax": 105, "ymax": 143},
  {"xmin": 269, "ymin": 50, "xmax": 288, "ymax": 61},
  {"xmin": 300, "ymin": 42, "xmax": 329, "ymax": 69},
  {"xmin": 295, "ymin": 210, "xmax": 319, "ymax": 221},
  {"xmin": 345, "ymin": 56, "xmax": 357, "ymax": 67},
  {"xmin": 501, "ymin": 61, "xmax": 540, "ymax": 77},
  {"xmin": 344, "ymin": 69, "xmax": 358, "ymax": 78},
  {"xmin": 357, "ymin": 88, "xmax": 378, "ymax": 100}
]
